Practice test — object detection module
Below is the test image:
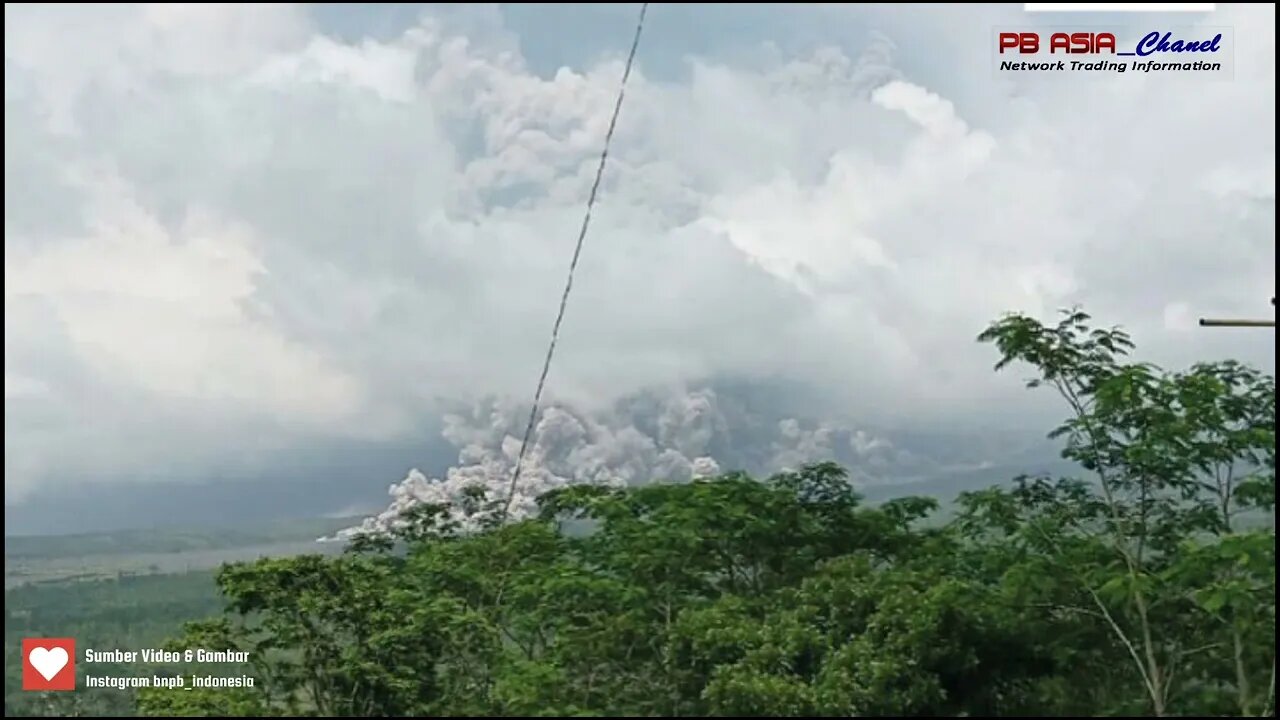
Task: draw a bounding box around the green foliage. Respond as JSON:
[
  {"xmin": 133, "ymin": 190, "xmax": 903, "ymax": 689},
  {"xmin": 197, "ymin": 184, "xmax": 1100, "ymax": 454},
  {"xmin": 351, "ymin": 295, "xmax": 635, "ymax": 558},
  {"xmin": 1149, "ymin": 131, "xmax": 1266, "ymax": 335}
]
[
  {"xmin": 133, "ymin": 619, "xmax": 270, "ymax": 717},
  {"xmin": 971, "ymin": 308, "xmax": 1275, "ymax": 717},
  {"xmin": 140, "ymin": 467, "xmax": 1007, "ymax": 718},
  {"xmin": 24, "ymin": 307, "xmax": 1274, "ymax": 718}
]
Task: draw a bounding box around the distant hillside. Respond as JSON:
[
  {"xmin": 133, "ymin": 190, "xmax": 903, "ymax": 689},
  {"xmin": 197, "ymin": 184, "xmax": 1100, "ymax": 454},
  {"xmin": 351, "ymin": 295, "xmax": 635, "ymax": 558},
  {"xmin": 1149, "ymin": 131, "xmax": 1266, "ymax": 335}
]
[{"xmin": 3, "ymin": 516, "xmax": 359, "ymax": 560}]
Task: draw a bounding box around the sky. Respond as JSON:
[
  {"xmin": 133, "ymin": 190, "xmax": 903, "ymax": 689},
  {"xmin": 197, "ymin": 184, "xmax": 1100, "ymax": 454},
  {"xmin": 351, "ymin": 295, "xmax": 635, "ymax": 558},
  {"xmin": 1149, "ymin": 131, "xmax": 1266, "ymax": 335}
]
[{"xmin": 4, "ymin": 3, "xmax": 1275, "ymax": 534}]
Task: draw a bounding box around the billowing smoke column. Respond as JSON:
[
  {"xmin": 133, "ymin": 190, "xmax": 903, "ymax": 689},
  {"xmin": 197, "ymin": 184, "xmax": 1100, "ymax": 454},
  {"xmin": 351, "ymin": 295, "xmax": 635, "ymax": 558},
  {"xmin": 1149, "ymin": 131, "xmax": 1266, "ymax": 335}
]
[
  {"xmin": 335, "ymin": 386, "xmax": 915, "ymax": 540},
  {"xmin": 335, "ymin": 393, "xmax": 724, "ymax": 539}
]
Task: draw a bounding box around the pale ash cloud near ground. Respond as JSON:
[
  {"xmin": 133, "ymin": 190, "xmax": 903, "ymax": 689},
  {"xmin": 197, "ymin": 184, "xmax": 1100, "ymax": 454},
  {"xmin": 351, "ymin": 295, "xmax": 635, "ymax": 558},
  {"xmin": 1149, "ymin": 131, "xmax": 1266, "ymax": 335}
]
[
  {"xmin": 335, "ymin": 387, "xmax": 937, "ymax": 538},
  {"xmin": 4, "ymin": 4, "xmax": 1275, "ymax": 507}
]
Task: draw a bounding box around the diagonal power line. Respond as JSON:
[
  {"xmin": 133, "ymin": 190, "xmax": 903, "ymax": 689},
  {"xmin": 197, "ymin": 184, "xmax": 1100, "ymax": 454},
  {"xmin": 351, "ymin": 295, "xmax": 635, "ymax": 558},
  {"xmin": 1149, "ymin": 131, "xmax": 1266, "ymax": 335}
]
[{"xmin": 502, "ymin": 3, "xmax": 650, "ymax": 518}]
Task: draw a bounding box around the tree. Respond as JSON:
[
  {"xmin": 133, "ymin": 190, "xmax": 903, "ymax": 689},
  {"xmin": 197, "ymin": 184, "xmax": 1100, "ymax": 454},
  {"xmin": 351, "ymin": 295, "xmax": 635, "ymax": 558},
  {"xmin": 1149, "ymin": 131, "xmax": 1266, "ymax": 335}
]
[
  {"xmin": 968, "ymin": 308, "xmax": 1276, "ymax": 716},
  {"xmin": 135, "ymin": 307, "xmax": 1274, "ymax": 718}
]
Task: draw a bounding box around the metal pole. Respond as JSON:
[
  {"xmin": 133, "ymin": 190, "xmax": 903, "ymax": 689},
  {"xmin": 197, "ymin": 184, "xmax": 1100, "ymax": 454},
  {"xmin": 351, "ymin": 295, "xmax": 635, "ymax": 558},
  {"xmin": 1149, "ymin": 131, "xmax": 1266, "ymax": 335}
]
[
  {"xmin": 1198, "ymin": 318, "xmax": 1276, "ymax": 327},
  {"xmin": 1198, "ymin": 297, "xmax": 1276, "ymax": 328}
]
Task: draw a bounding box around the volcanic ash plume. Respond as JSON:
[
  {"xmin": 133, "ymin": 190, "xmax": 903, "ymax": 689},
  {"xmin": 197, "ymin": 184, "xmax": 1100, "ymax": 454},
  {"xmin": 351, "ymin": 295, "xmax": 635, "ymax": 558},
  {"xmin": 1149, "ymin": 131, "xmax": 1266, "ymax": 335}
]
[
  {"xmin": 335, "ymin": 396, "xmax": 722, "ymax": 539},
  {"xmin": 333, "ymin": 386, "xmax": 921, "ymax": 541}
]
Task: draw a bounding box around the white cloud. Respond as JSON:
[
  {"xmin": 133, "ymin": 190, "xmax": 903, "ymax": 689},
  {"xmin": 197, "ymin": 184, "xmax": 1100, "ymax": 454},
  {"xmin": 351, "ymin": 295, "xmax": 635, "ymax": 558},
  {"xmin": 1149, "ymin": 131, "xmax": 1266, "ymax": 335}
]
[
  {"xmin": 4, "ymin": 4, "xmax": 1274, "ymax": 505},
  {"xmin": 6, "ymin": 169, "xmax": 363, "ymax": 427}
]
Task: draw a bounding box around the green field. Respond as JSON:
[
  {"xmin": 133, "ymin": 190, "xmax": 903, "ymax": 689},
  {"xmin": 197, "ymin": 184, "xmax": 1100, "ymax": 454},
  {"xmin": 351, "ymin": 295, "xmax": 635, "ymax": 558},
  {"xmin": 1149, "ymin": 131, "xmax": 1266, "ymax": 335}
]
[
  {"xmin": 5, "ymin": 572, "xmax": 225, "ymax": 717},
  {"xmin": 4, "ymin": 519, "xmax": 355, "ymax": 717}
]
